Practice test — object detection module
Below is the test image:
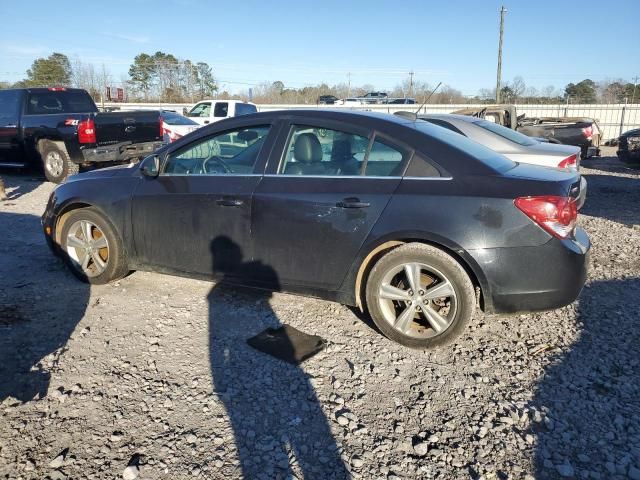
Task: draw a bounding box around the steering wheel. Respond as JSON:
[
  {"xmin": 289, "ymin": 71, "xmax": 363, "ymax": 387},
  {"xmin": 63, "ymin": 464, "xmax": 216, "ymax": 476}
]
[{"xmin": 202, "ymin": 156, "xmax": 231, "ymax": 174}]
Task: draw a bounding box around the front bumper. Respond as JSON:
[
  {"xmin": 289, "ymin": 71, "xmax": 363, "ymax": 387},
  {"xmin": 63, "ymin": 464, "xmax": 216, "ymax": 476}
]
[{"xmin": 469, "ymin": 227, "xmax": 590, "ymax": 314}]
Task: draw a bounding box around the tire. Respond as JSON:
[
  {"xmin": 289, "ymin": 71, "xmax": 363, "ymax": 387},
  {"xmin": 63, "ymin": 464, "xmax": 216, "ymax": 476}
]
[
  {"xmin": 365, "ymin": 243, "xmax": 476, "ymax": 349},
  {"xmin": 59, "ymin": 208, "xmax": 128, "ymax": 284},
  {"xmin": 40, "ymin": 141, "xmax": 79, "ymax": 184}
]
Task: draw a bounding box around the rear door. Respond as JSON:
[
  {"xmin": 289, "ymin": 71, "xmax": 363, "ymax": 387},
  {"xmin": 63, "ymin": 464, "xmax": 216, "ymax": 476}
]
[
  {"xmin": 0, "ymin": 90, "xmax": 23, "ymax": 165},
  {"xmin": 250, "ymin": 119, "xmax": 410, "ymax": 292},
  {"xmin": 131, "ymin": 121, "xmax": 277, "ymax": 278}
]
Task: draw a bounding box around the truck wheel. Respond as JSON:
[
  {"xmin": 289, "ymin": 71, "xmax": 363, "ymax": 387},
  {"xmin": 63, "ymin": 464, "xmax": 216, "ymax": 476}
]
[
  {"xmin": 59, "ymin": 207, "xmax": 129, "ymax": 284},
  {"xmin": 365, "ymin": 243, "xmax": 476, "ymax": 349},
  {"xmin": 40, "ymin": 142, "xmax": 79, "ymax": 184}
]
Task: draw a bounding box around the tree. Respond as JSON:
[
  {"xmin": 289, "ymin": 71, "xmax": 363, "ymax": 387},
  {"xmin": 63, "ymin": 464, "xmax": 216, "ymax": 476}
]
[
  {"xmin": 19, "ymin": 53, "xmax": 72, "ymax": 87},
  {"xmin": 564, "ymin": 79, "xmax": 597, "ymax": 103},
  {"xmin": 128, "ymin": 53, "xmax": 154, "ymax": 99},
  {"xmin": 195, "ymin": 62, "xmax": 217, "ymax": 99}
]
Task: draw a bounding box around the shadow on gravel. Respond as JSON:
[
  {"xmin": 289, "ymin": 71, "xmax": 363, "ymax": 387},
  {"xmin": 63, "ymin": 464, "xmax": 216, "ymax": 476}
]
[
  {"xmin": 0, "ymin": 211, "xmax": 89, "ymax": 403},
  {"xmin": 0, "ymin": 172, "xmax": 45, "ymax": 201},
  {"xmin": 581, "ymin": 173, "xmax": 640, "ymax": 226},
  {"xmin": 208, "ymin": 236, "xmax": 349, "ymax": 479},
  {"xmin": 532, "ymin": 278, "xmax": 640, "ymax": 478}
]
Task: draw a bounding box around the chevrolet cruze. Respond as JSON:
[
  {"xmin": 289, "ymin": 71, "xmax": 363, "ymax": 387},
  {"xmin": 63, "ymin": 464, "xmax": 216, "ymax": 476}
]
[{"xmin": 42, "ymin": 110, "xmax": 590, "ymax": 349}]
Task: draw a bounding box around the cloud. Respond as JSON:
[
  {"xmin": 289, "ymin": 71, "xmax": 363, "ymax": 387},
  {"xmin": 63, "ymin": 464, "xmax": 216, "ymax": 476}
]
[{"xmin": 101, "ymin": 32, "xmax": 150, "ymax": 44}]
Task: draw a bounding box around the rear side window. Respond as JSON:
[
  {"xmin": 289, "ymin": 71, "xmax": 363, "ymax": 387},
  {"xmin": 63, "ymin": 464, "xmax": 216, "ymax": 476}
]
[
  {"xmin": 26, "ymin": 90, "xmax": 95, "ymax": 114},
  {"xmin": 214, "ymin": 102, "xmax": 229, "ymax": 117},
  {"xmin": 0, "ymin": 90, "xmax": 21, "ymax": 122},
  {"xmin": 235, "ymin": 103, "xmax": 257, "ymax": 116},
  {"xmin": 364, "ymin": 138, "xmax": 406, "ymax": 177}
]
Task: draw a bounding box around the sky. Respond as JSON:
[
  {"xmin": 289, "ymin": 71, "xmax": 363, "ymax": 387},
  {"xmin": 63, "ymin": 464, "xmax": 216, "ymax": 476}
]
[{"xmin": 1, "ymin": 0, "xmax": 639, "ymax": 96}]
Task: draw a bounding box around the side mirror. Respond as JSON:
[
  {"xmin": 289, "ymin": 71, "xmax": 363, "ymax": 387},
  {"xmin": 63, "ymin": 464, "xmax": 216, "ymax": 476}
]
[
  {"xmin": 140, "ymin": 155, "xmax": 160, "ymax": 178},
  {"xmin": 182, "ymin": 107, "xmax": 188, "ymax": 116}
]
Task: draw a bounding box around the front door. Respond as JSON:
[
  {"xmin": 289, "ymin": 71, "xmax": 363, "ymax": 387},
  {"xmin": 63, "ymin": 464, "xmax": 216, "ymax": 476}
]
[
  {"xmin": 0, "ymin": 89, "xmax": 23, "ymax": 165},
  {"xmin": 251, "ymin": 121, "xmax": 411, "ymax": 292},
  {"xmin": 131, "ymin": 123, "xmax": 274, "ymax": 278}
]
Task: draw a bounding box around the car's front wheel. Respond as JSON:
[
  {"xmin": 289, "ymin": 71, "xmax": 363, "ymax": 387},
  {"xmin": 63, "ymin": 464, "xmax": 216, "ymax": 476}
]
[
  {"xmin": 365, "ymin": 243, "xmax": 476, "ymax": 349},
  {"xmin": 59, "ymin": 208, "xmax": 128, "ymax": 284}
]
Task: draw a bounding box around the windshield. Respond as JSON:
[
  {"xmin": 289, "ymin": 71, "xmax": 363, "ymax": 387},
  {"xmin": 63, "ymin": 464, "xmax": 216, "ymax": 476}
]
[
  {"xmin": 474, "ymin": 119, "xmax": 538, "ymax": 146},
  {"xmin": 413, "ymin": 121, "xmax": 515, "ymax": 172},
  {"xmin": 163, "ymin": 114, "xmax": 197, "ymax": 126}
]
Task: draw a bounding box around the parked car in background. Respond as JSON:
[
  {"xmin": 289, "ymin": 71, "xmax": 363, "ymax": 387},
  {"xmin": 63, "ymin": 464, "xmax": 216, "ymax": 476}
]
[
  {"xmin": 454, "ymin": 105, "xmax": 601, "ymax": 158},
  {"xmin": 184, "ymin": 100, "xmax": 258, "ymax": 126},
  {"xmin": 360, "ymin": 92, "xmax": 388, "ymax": 104},
  {"xmin": 406, "ymin": 113, "xmax": 583, "ymax": 171},
  {"xmin": 616, "ymin": 128, "xmax": 640, "ymax": 165},
  {"xmin": 335, "ymin": 98, "xmax": 365, "ymax": 106},
  {"xmin": 317, "ymin": 95, "xmax": 339, "ymax": 105},
  {"xmin": 0, "ymin": 87, "xmax": 163, "ymax": 183},
  {"xmin": 43, "ymin": 110, "xmax": 589, "ymax": 349},
  {"xmin": 388, "ymin": 98, "xmax": 417, "ymax": 104},
  {"xmin": 161, "ymin": 111, "xmax": 201, "ymax": 143}
]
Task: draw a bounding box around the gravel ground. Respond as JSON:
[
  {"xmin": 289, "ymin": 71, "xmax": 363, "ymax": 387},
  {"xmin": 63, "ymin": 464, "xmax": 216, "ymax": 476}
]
[{"xmin": 0, "ymin": 147, "xmax": 639, "ymax": 480}]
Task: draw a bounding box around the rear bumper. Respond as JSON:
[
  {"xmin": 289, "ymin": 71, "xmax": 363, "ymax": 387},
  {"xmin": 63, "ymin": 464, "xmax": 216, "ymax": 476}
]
[
  {"xmin": 469, "ymin": 227, "xmax": 590, "ymax": 314},
  {"xmin": 80, "ymin": 141, "xmax": 163, "ymax": 164}
]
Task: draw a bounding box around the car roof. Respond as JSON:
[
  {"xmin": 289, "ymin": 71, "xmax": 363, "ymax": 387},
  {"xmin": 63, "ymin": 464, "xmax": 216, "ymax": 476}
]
[
  {"xmin": 234, "ymin": 108, "xmax": 419, "ymax": 128},
  {"xmin": 2, "ymin": 87, "xmax": 89, "ymax": 94}
]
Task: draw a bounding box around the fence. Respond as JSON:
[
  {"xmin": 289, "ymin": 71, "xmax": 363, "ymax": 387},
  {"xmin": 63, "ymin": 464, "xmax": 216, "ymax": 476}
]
[{"xmin": 106, "ymin": 102, "xmax": 640, "ymax": 141}]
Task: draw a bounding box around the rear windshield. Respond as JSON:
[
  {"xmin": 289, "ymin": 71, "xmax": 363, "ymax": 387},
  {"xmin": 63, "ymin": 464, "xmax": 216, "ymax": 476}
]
[
  {"xmin": 235, "ymin": 103, "xmax": 257, "ymax": 116},
  {"xmin": 163, "ymin": 113, "xmax": 197, "ymax": 126},
  {"xmin": 473, "ymin": 119, "xmax": 538, "ymax": 146},
  {"xmin": 26, "ymin": 90, "xmax": 96, "ymax": 115},
  {"xmin": 413, "ymin": 121, "xmax": 515, "ymax": 172}
]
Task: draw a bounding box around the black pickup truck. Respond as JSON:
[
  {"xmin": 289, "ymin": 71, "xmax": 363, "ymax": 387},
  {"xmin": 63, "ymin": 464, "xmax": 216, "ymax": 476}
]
[{"xmin": 0, "ymin": 88, "xmax": 163, "ymax": 183}]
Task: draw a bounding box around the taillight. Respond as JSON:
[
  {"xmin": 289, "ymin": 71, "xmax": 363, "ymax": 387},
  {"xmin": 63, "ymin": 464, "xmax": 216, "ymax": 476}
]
[
  {"xmin": 581, "ymin": 126, "xmax": 593, "ymax": 140},
  {"xmin": 77, "ymin": 118, "xmax": 96, "ymax": 144},
  {"xmin": 515, "ymin": 196, "xmax": 577, "ymax": 239},
  {"xmin": 159, "ymin": 116, "xmax": 163, "ymax": 138},
  {"xmin": 557, "ymin": 153, "xmax": 578, "ymax": 169}
]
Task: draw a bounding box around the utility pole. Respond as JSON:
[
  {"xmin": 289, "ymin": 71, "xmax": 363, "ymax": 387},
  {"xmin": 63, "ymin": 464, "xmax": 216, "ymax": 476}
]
[
  {"xmin": 408, "ymin": 71, "xmax": 414, "ymax": 98},
  {"xmin": 495, "ymin": 6, "xmax": 507, "ymax": 103},
  {"xmin": 347, "ymin": 72, "xmax": 351, "ymax": 98},
  {"xmin": 632, "ymin": 76, "xmax": 639, "ymax": 104}
]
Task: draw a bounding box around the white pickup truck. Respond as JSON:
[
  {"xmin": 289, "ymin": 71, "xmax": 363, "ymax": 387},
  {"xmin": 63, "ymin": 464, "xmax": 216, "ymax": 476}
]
[{"xmin": 183, "ymin": 100, "xmax": 258, "ymax": 126}]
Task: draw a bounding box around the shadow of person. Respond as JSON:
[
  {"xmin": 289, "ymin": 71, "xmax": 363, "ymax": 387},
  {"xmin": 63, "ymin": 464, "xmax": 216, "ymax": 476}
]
[
  {"xmin": 207, "ymin": 236, "xmax": 349, "ymax": 479},
  {"xmin": 0, "ymin": 212, "xmax": 90, "ymax": 403},
  {"xmin": 531, "ymin": 278, "xmax": 640, "ymax": 478}
]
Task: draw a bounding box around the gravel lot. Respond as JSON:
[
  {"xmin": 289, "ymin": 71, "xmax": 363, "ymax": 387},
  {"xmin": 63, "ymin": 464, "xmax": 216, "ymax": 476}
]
[{"xmin": 0, "ymin": 147, "xmax": 639, "ymax": 480}]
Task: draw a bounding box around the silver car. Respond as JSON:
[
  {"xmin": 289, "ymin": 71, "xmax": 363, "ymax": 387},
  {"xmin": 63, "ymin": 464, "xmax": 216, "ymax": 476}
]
[{"xmin": 418, "ymin": 114, "xmax": 582, "ymax": 171}]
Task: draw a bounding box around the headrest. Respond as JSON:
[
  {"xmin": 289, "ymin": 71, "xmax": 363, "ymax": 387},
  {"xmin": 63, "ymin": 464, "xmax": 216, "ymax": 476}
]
[{"xmin": 293, "ymin": 133, "xmax": 322, "ymax": 163}]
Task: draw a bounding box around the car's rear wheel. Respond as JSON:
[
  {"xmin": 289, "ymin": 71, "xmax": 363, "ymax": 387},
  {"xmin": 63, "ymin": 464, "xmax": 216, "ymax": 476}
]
[
  {"xmin": 365, "ymin": 243, "xmax": 476, "ymax": 349},
  {"xmin": 59, "ymin": 208, "xmax": 128, "ymax": 284}
]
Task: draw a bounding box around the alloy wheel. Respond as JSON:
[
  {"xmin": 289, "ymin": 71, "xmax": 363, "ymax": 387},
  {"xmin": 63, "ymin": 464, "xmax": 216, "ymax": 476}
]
[
  {"xmin": 377, "ymin": 262, "xmax": 457, "ymax": 339},
  {"xmin": 45, "ymin": 151, "xmax": 64, "ymax": 178},
  {"xmin": 65, "ymin": 220, "xmax": 110, "ymax": 277}
]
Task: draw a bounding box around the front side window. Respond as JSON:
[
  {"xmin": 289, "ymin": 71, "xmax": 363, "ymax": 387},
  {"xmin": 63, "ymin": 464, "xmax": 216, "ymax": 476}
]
[
  {"xmin": 214, "ymin": 102, "xmax": 229, "ymax": 118},
  {"xmin": 279, "ymin": 125, "xmax": 369, "ymax": 176},
  {"xmin": 163, "ymin": 125, "xmax": 270, "ymax": 175},
  {"xmin": 187, "ymin": 102, "xmax": 211, "ymax": 118}
]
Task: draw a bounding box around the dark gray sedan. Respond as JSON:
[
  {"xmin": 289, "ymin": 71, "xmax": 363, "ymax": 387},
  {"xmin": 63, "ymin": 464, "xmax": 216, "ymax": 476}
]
[{"xmin": 42, "ymin": 110, "xmax": 589, "ymax": 349}]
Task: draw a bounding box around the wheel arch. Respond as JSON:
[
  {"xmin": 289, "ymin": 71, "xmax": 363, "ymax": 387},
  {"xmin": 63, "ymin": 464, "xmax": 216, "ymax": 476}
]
[
  {"xmin": 350, "ymin": 233, "xmax": 491, "ymax": 313},
  {"xmin": 53, "ymin": 202, "xmax": 122, "ymax": 248}
]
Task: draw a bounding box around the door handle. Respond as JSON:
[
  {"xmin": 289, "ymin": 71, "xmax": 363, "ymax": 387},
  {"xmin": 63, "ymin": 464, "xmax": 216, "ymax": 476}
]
[
  {"xmin": 216, "ymin": 198, "xmax": 244, "ymax": 207},
  {"xmin": 336, "ymin": 197, "xmax": 370, "ymax": 209},
  {"xmin": 204, "ymin": 120, "xmax": 210, "ymax": 124}
]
